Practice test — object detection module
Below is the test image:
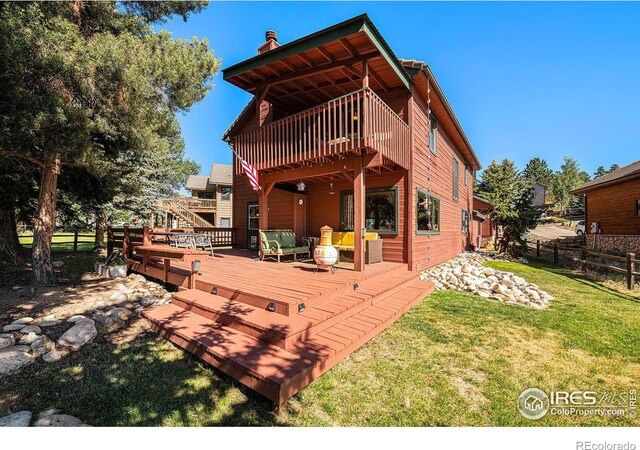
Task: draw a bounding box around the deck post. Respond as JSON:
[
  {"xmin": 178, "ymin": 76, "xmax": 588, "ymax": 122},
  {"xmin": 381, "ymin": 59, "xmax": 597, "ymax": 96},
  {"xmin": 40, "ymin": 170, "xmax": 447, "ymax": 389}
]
[
  {"xmin": 143, "ymin": 225, "xmax": 151, "ymax": 246},
  {"xmin": 107, "ymin": 226, "xmax": 113, "ymax": 255},
  {"xmin": 123, "ymin": 225, "xmax": 130, "ymax": 260},
  {"xmin": 353, "ymin": 156, "xmax": 365, "ymax": 272}
]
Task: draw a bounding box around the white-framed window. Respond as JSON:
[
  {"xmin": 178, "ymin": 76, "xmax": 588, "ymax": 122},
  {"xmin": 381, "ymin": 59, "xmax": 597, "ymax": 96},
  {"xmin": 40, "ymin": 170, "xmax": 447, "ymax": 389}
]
[
  {"xmin": 220, "ymin": 217, "xmax": 231, "ymax": 228},
  {"xmin": 452, "ymin": 157, "xmax": 459, "ymax": 201},
  {"xmin": 429, "ymin": 114, "xmax": 437, "ymax": 155}
]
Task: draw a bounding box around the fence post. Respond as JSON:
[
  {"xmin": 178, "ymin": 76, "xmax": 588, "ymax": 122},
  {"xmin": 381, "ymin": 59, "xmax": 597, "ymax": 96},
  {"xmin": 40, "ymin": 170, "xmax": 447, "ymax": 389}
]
[
  {"xmin": 107, "ymin": 226, "xmax": 113, "ymax": 255},
  {"xmin": 553, "ymin": 242, "xmax": 559, "ymax": 265},
  {"xmin": 581, "ymin": 246, "xmax": 586, "ymax": 272},
  {"xmin": 536, "ymin": 240, "xmax": 540, "ymax": 258},
  {"xmin": 627, "ymin": 253, "xmax": 635, "ymax": 290},
  {"xmin": 123, "ymin": 225, "xmax": 130, "ymax": 260},
  {"xmin": 73, "ymin": 228, "xmax": 79, "ymax": 252}
]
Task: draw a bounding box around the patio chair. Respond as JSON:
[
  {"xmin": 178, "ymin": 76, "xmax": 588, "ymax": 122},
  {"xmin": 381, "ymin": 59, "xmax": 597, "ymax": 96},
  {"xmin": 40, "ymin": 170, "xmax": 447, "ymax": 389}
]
[
  {"xmin": 170, "ymin": 234, "xmax": 195, "ymax": 250},
  {"xmin": 192, "ymin": 233, "xmax": 214, "ymax": 257}
]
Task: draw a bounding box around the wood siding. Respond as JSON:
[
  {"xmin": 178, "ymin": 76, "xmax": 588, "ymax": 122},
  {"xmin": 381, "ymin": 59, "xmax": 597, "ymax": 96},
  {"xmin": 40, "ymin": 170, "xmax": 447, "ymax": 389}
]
[
  {"xmin": 305, "ymin": 170, "xmax": 407, "ymax": 263},
  {"xmin": 586, "ymin": 179, "xmax": 640, "ymax": 235},
  {"xmin": 410, "ymin": 92, "xmax": 473, "ymax": 271},
  {"xmin": 216, "ymin": 188, "xmax": 233, "ymax": 228}
]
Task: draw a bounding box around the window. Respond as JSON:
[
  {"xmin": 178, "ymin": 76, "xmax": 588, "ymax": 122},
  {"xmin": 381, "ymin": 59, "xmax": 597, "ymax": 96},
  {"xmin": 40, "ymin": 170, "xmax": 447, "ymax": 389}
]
[
  {"xmin": 220, "ymin": 187, "xmax": 231, "ymax": 200},
  {"xmin": 637, "ymin": 199, "xmax": 640, "ymax": 217},
  {"xmin": 197, "ymin": 191, "xmax": 214, "ymax": 199},
  {"xmin": 340, "ymin": 187, "xmax": 398, "ymax": 234},
  {"xmin": 429, "ymin": 114, "xmax": 437, "ymax": 155},
  {"xmin": 220, "ymin": 218, "xmax": 231, "ymax": 228},
  {"xmin": 461, "ymin": 209, "xmax": 469, "ymax": 234},
  {"xmin": 464, "ymin": 165, "xmax": 469, "ymax": 186},
  {"xmin": 417, "ymin": 189, "xmax": 440, "ymax": 234},
  {"xmin": 452, "ymin": 157, "xmax": 459, "ymax": 201}
]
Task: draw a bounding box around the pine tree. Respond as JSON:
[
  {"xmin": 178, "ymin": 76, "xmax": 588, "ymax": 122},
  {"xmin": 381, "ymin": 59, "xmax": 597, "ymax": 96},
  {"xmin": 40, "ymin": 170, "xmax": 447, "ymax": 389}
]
[
  {"xmin": 477, "ymin": 160, "xmax": 542, "ymax": 256},
  {"xmin": 0, "ymin": 2, "xmax": 219, "ymax": 283},
  {"xmin": 522, "ymin": 157, "xmax": 553, "ymax": 186}
]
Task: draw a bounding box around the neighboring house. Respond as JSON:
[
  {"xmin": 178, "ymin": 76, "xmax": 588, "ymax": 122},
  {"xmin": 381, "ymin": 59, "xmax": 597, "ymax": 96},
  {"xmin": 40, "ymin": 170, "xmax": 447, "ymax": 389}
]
[
  {"xmin": 222, "ymin": 14, "xmax": 481, "ymax": 271},
  {"xmin": 531, "ymin": 182, "xmax": 547, "ymax": 207},
  {"xmin": 570, "ymin": 159, "xmax": 640, "ymax": 235},
  {"xmin": 159, "ymin": 163, "xmax": 233, "ymax": 228},
  {"xmin": 473, "ymin": 196, "xmax": 495, "ymax": 248}
]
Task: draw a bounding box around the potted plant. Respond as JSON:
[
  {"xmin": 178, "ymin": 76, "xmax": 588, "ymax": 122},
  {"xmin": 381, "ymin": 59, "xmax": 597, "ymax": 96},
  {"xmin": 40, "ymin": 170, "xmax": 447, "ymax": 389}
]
[{"xmin": 107, "ymin": 256, "xmax": 128, "ymax": 278}]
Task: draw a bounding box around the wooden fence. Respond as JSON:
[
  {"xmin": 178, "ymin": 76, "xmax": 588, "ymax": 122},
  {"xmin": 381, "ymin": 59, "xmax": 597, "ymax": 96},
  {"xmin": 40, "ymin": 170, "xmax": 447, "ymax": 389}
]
[
  {"xmin": 107, "ymin": 225, "xmax": 237, "ymax": 259},
  {"xmin": 527, "ymin": 239, "xmax": 640, "ymax": 290},
  {"xmin": 20, "ymin": 229, "xmax": 97, "ymax": 252}
]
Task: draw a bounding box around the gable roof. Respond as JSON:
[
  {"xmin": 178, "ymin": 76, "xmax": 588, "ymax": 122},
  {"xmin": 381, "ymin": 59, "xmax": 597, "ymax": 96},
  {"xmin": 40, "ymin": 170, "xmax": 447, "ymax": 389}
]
[
  {"xmin": 185, "ymin": 175, "xmax": 213, "ymax": 191},
  {"xmin": 570, "ymin": 159, "xmax": 640, "ymax": 194},
  {"xmin": 210, "ymin": 163, "xmax": 233, "ymax": 185}
]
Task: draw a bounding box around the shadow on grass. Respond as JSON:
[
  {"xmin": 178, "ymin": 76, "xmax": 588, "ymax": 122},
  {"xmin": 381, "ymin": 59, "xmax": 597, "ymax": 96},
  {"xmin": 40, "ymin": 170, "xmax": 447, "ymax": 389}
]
[{"xmin": 0, "ymin": 329, "xmax": 279, "ymax": 426}]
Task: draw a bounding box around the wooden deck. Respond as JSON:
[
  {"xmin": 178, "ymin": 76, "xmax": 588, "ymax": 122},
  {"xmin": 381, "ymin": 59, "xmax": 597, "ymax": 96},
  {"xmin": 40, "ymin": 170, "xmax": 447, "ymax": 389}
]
[{"xmin": 134, "ymin": 250, "xmax": 434, "ymax": 407}]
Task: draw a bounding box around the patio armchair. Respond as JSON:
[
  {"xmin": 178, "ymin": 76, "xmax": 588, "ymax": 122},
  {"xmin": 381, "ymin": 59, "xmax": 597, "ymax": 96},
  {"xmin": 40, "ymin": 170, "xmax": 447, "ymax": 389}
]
[
  {"xmin": 259, "ymin": 229, "xmax": 311, "ymax": 263},
  {"xmin": 192, "ymin": 234, "xmax": 215, "ymax": 257}
]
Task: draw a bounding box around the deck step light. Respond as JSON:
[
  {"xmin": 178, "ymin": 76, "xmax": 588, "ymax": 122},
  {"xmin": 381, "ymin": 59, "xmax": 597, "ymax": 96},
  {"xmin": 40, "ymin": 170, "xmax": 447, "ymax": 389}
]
[
  {"xmin": 267, "ymin": 302, "xmax": 276, "ymax": 312},
  {"xmin": 298, "ymin": 303, "xmax": 306, "ymax": 313},
  {"xmin": 211, "ymin": 287, "xmax": 218, "ymax": 295},
  {"xmin": 354, "ymin": 283, "xmax": 359, "ymax": 290}
]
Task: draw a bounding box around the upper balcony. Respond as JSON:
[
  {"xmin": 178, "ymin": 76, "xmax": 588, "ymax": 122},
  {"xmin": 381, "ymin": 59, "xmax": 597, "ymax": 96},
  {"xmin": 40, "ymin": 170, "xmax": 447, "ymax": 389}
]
[
  {"xmin": 222, "ymin": 14, "xmax": 414, "ymax": 174},
  {"xmin": 232, "ymin": 88, "xmax": 409, "ymax": 174}
]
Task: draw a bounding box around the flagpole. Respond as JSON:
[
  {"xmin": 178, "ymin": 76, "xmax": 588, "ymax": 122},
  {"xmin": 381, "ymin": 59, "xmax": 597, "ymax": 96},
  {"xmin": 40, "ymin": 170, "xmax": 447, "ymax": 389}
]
[{"xmin": 228, "ymin": 142, "xmax": 261, "ymax": 191}]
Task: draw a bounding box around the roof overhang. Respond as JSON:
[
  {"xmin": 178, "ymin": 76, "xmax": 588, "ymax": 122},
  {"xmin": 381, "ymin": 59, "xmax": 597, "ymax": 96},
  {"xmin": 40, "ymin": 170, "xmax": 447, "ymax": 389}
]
[
  {"xmin": 404, "ymin": 61, "xmax": 481, "ymax": 171},
  {"xmin": 222, "ymin": 14, "xmax": 412, "ymax": 110},
  {"xmin": 570, "ymin": 169, "xmax": 640, "ymax": 195}
]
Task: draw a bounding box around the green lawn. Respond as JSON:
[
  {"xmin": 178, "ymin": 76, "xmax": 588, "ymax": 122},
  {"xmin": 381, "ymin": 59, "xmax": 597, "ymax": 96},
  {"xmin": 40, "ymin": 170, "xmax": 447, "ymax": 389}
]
[
  {"xmin": 19, "ymin": 232, "xmax": 99, "ymax": 252},
  {"xmin": 1, "ymin": 259, "xmax": 638, "ymax": 426}
]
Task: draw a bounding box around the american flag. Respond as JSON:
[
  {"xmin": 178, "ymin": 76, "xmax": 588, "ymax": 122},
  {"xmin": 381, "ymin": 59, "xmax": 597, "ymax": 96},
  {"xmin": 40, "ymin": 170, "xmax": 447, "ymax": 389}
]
[{"xmin": 239, "ymin": 156, "xmax": 260, "ymax": 191}]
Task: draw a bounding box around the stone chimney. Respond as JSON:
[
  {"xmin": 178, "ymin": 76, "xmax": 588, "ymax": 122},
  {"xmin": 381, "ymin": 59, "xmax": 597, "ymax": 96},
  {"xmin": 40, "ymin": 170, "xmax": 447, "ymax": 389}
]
[{"xmin": 258, "ymin": 30, "xmax": 279, "ymax": 54}]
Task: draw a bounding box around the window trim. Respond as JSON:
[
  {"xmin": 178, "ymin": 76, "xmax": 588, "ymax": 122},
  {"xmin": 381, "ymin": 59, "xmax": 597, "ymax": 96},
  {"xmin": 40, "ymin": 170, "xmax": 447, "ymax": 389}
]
[
  {"xmin": 637, "ymin": 199, "xmax": 640, "ymax": 218},
  {"xmin": 429, "ymin": 114, "xmax": 437, "ymax": 156},
  {"xmin": 416, "ymin": 188, "xmax": 441, "ymax": 235},
  {"xmin": 464, "ymin": 165, "xmax": 469, "ymax": 186},
  {"xmin": 452, "ymin": 157, "xmax": 460, "ymax": 201},
  {"xmin": 461, "ymin": 209, "xmax": 469, "ymax": 235},
  {"xmin": 339, "ymin": 186, "xmax": 399, "ymax": 235}
]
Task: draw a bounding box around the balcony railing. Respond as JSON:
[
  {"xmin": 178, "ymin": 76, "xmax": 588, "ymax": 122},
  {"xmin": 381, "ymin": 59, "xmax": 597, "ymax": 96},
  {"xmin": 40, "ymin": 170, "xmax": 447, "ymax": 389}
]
[
  {"xmin": 174, "ymin": 197, "xmax": 216, "ymax": 210},
  {"xmin": 233, "ymin": 88, "xmax": 410, "ymax": 173}
]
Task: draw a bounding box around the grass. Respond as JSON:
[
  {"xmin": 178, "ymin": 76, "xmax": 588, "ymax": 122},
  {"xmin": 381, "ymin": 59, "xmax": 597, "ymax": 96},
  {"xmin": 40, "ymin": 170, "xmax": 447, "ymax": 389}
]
[
  {"xmin": 0, "ymin": 258, "xmax": 638, "ymax": 426},
  {"xmin": 19, "ymin": 232, "xmax": 100, "ymax": 253}
]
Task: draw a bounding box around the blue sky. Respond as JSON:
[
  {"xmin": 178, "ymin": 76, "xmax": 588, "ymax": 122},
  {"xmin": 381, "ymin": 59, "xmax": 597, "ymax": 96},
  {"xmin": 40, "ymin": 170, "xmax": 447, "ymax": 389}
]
[{"xmin": 163, "ymin": 1, "xmax": 640, "ymax": 177}]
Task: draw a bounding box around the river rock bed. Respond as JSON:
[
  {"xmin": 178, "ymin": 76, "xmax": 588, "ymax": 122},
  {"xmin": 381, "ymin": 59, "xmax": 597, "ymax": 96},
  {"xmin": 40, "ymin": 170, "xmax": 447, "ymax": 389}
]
[
  {"xmin": 420, "ymin": 252, "xmax": 552, "ymax": 309},
  {"xmin": 0, "ymin": 273, "xmax": 171, "ymax": 376}
]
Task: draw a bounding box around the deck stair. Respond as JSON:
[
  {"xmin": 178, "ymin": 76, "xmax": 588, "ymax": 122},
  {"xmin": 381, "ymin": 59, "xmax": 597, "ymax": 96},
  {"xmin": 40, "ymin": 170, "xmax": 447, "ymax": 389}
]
[
  {"xmin": 142, "ymin": 263, "xmax": 434, "ymax": 407},
  {"xmin": 156, "ymin": 197, "xmax": 215, "ymax": 228}
]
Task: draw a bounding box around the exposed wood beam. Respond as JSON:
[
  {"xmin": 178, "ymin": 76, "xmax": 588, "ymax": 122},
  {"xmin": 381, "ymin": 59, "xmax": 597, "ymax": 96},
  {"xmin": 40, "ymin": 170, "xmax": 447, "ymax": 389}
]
[
  {"xmin": 316, "ymin": 45, "xmax": 335, "ymax": 63},
  {"xmin": 368, "ymin": 66, "xmax": 390, "ymax": 92},
  {"xmin": 297, "ymin": 52, "xmax": 315, "ymax": 68},
  {"xmin": 340, "ymin": 168, "xmax": 354, "ymax": 184},
  {"xmin": 248, "ymin": 51, "xmax": 380, "ymax": 91},
  {"xmin": 264, "ymin": 182, "xmax": 275, "ymax": 198},
  {"xmin": 262, "ymin": 152, "xmax": 382, "ymax": 185},
  {"xmin": 338, "ymin": 38, "xmax": 357, "ymax": 57}
]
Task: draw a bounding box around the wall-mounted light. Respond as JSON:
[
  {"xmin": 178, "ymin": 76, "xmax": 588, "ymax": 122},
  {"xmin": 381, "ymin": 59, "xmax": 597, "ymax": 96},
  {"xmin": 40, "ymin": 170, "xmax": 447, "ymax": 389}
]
[
  {"xmin": 297, "ymin": 181, "xmax": 306, "ymax": 192},
  {"xmin": 329, "ymin": 182, "xmax": 334, "ymax": 195}
]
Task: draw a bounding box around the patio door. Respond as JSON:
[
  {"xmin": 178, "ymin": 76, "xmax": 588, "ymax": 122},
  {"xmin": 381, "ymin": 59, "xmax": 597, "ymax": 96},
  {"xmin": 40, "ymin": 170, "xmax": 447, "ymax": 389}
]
[{"xmin": 247, "ymin": 202, "xmax": 259, "ymax": 249}]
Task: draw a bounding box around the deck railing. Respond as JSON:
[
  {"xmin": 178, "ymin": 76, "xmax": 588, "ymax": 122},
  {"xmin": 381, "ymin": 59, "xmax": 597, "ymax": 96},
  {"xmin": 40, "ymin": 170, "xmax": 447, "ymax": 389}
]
[
  {"xmin": 107, "ymin": 225, "xmax": 237, "ymax": 259},
  {"xmin": 156, "ymin": 198, "xmax": 215, "ymax": 228},
  {"xmin": 233, "ymin": 88, "xmax": 410, "ymax": 173}
]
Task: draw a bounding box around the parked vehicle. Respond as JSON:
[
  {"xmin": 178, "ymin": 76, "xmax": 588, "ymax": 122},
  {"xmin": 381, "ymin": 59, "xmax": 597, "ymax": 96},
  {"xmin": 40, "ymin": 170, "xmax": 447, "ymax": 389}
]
[{"xmin": 575, "ymin": 220, "xmax": 586, "ymax": 235}]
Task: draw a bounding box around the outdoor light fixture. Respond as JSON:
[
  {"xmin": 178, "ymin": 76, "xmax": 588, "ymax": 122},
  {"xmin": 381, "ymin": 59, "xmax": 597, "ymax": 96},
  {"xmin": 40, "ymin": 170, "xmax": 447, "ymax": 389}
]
[
  {"xmin": 329, "ymin": 182, "xmax": 334, "ymax": 195},
  {"xmin": 298, "ymin": 303, "xmax": 306, "ymax": 313},
  {"xmin": 354, "ymin": 283, "xmax": 359, "ymax": 290},
  {"xmin": 267, "ymin": 302, "xmax": 276, "ymax": 312},
  {"xmin": 297, "ymin": 181, "xmax": 306, "ymax": 192},
  {"xmin": 191, "ymin": 260, "xmax": 201, "ymax": 273},
  {"xmin": 211, "ymin": 287, "xmax": 218, "ymax": 295},
  {"xmin": 353, "ymin": 114, "xmax": 359, "ymax": 121}
]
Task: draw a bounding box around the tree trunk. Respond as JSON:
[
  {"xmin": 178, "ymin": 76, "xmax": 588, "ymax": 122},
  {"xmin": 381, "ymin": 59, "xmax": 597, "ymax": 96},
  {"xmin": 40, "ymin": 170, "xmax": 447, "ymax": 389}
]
[
  {"xmin": 0, "ymin": 203, "xmax": 22, "ymax": 267},
  {"xmin": 32, "ymin": 153, "xmax": 59, "ymax": 284},
  {"xmin": 94, "ymin": 207, "xmax": 106, "ymax": 251}
]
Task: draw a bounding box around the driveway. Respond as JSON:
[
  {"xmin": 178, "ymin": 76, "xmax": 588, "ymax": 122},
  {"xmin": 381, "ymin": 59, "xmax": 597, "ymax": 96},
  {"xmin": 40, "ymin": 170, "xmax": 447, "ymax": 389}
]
[{"xmin": 529, "ymin": 224, "xmax": 577, "ymax": 240}]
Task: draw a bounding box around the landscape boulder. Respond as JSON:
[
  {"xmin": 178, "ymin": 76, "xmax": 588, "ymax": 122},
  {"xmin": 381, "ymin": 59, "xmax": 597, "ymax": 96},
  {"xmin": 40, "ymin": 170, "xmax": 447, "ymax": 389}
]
[
  {"xmin": 0, "ymin": 346, "xmax": 35, "ymax": 376},
  {"xmin": 57, "ymin": 319, "xmax": 97, "ymax": 350},
  {"xmin": 0, "ymin": 334, "xmax": 15, "ymax": 350},
  {"xmin": 0, "ymin": 411, "xmax": 32, "ymax": 427}
]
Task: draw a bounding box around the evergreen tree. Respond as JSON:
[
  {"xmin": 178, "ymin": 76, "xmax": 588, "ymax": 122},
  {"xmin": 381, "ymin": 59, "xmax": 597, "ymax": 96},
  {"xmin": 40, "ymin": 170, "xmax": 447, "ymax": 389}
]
[
  {"xmin": 550, "ymin": 156, "xmax": 590, "ymax": 213},
  {"xmin": 522, "ymin": 157, "xmax": 553, "ymax": 186},
  {"xmin": 477, "ymin": 160, "xmax": 542, "ymax": 256},
  {"xmin": 0, "ymin": 2, "xmax": 219, "ymax": 283}
]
